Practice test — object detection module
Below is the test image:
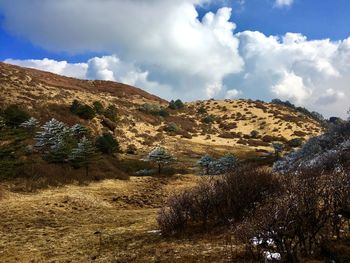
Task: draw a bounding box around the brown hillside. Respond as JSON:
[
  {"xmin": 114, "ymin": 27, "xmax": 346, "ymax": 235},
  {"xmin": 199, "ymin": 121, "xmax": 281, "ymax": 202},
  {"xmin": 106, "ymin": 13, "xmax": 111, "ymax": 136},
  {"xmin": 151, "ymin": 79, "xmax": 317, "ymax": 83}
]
[{"xmin": 0, "ymin": 62, "xmax": 323, "ymax": 158}]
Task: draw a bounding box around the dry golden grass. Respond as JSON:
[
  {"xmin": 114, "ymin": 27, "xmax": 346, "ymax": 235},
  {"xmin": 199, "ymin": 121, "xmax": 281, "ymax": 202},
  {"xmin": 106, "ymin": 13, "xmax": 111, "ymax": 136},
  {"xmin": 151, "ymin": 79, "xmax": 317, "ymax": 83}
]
[
  {"xmin": 0, "ymin": 175, "xmax": 240, "ymax": 262},
  {"xmin": 0, "ymin": 62, "xmax": 323, "ymax": 159}
]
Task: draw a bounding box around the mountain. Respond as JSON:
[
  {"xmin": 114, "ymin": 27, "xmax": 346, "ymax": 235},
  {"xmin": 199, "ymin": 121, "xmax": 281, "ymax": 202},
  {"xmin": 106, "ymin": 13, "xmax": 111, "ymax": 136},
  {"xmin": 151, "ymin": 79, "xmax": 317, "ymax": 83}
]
[{"xmin": 0, "ymin": 62, "xmax": 323, "ymax": 159}]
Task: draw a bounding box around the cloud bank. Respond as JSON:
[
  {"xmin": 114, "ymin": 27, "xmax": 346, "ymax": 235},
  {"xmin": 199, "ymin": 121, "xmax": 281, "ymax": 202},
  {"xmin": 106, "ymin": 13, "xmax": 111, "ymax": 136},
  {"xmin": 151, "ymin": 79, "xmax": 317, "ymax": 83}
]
[
  {"xmin": 274, "ymin": 0, "xmax": 294, "ymax": 8},
  {"xmin": 1, "ymin": 0, "xmax": 350, "ymax": 117}
]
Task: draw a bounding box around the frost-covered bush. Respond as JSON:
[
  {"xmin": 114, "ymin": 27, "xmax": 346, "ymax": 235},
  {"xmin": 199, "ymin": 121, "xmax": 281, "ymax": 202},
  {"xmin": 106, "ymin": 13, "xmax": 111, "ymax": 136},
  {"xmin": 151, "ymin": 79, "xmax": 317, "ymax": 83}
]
[
  {"xmin": 273, "ymin": 121, "xmax": 350, "ymax": 174},
  {"xmin": 70, "ymin": 124, "xmax": 89, "ymax": 138},
  {"xmin": 197, "ymin": 154, "xmax": 238, "ymax": 175},
  {"xmin": 20, "ymin": 117, "xmax": 39, "ymax": 131},
  {"xmin": 197, "ymin": 155, "xmax": 214, "ymax": 175},
  {"xmin": 144, "ymin": 146, "xmax": 174, "ymax": 174},
  {"xmin": 135, "ymin": 169, "xmax": 157, "ymax": 176}
]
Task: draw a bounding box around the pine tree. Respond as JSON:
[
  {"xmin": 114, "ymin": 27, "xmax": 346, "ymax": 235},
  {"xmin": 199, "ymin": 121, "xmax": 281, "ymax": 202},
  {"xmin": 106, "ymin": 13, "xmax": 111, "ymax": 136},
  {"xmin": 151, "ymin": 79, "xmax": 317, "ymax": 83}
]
[
  {"xmin": 35, "ymin": 118, "xmax": 69, "ymax": 149},
  {"xmin": 70, "ymin": 124, "xmax": 89, "ymax": 139},
  {"xmin": 0, "ymin": 116, "xmax": 6, "ymax": 130},
  {"xmin": 218, "ymin": 154, "xmax": 237, "ymax": 172},
  {"xmin": 197, "ymin": 155, "xmax": 214, "ymax": 175},
  {"xmin": 145, "ymin": 146, "xmax": 174, "ymax": 174},
  {"xmin": 48, "ymin": 136, "xmax": 72, "ymax": 164},
  {"xmin": 69, "ymin": 137, "xmax": 98, "ymax": 177},
  {"xmin": 20, "ymin": 117, "xmax": 39, "ymax": 132}
]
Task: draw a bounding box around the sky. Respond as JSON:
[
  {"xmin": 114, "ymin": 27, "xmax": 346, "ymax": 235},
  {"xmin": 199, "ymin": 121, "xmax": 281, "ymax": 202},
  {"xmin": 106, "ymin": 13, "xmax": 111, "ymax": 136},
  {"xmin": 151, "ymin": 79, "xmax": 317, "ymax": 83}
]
[{"xmin": 0, "ymin": 0, "xmax": 349, "ymax": 118}]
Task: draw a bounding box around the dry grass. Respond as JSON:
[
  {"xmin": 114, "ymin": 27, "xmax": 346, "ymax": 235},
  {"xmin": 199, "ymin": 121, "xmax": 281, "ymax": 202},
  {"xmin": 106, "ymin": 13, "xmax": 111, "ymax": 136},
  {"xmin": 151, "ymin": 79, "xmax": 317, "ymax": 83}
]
[
  {"xmin": 0, "ymin": 62, "xmax": 323, "ymax": 159},
  {"xmin": 0, "ymin": 175, "xmax": 241, "ymax": 262}
]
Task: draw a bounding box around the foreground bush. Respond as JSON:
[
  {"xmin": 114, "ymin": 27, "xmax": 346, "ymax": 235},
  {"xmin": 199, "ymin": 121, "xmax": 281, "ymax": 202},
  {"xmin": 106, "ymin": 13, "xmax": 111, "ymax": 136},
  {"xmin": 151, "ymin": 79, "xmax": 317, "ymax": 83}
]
[
  {"xmin": 158, "ymin": 165, "xmax": 279, "ymax": 235},
  {"xmin": 235, "ymin": 168, "xmax": 350, "ymax": 262}
]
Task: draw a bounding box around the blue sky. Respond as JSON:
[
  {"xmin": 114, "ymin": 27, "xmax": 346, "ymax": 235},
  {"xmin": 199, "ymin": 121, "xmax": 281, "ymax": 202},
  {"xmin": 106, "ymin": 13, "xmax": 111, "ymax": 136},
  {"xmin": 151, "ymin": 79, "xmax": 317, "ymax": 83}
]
[{"xmin": 0, "ymin": 0, "xmax": 349, "ymax": 117}]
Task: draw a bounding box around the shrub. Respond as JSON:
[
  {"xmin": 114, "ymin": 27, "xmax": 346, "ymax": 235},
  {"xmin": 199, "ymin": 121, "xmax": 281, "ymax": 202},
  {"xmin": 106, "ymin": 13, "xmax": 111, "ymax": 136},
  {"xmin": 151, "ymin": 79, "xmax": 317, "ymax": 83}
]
[
  {"xmin": 202, "ymin": 115, "xmax": 215, "ymax": 124},
  {"xmin": 197, "ymin": 106, "xmax": 207, "ymax": 114},
  {"xmin": 70, "ymin": 100, "xmax": 96, "ymax": 120},
  {"xmin": 235, "ymin": 169, "xmax": 350, "ymax": 262},
  {"xmin": 197, "ymin": 154, "xmax": 237, "ymax": 175},
  {"xmin": 126, "ymin": 144, "xmax": 137, "ymax": 155},
  {"xmin": 164, "ymin": 122, "xmax": 180, "ymax": 133},
  {"xmin": 139, "ymin": 103, "xmax": 169, "ymax": 117},
  {"xmin": 158, "ymin": 165, "xmax": 279, "ymax": 235},
  {"xmin": 135, "ymin": 169, "xmax": 157, "ymax": 176},
  {"xmin": 95, "ymin": 133, "xmax": 119, "ymax": 154},
  {"xmin": 168, "ymin": 99, "xmax": 184, "ymax": 110},
  {"xmin": 159, "ymin": 108, "xmax": 169, "ymax": 117},
  {"xmin": 2, "ymin": 105, "xmax": 30, "ymax": 127},
  {"xmin": 288, "ymin": 138, "xmax": 303, "ymax": 148},
  {"xmin": 79, "ymin": 105, "xmax": 96, "ymax": 120},
  {"xmin": 70, "ymin": 99, "xmax": 82, "ymax": 114},
  {"xmin": 103, "ymin": 105, "xmax": 118, "ymax": 121},
  {"xmin": 197, "ymin": 155, "xmax": 214, "ymax": 175},
  {"xmin": 250, "ymin": 130, "xmax": 259, "ymax": 138},
  {"xmin": 93, "ymin": 101, "xmax": 104, "ymax": 114}
]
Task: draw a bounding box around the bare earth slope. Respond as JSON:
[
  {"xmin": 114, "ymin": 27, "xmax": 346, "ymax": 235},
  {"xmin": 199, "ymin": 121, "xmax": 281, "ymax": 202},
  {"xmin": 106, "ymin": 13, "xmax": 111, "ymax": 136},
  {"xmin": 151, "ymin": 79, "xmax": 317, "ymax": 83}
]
[{"xmin": 0, "ymin": 62, "xmax": 323, "ymax": 157}]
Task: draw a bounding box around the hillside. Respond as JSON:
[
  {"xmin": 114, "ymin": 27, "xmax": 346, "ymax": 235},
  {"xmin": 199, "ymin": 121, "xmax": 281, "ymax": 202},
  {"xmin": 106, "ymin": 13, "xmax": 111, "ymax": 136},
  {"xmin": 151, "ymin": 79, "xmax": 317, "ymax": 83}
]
[
  {"xmin": 0, "ymin": 62, "xmax": 323, "ymax": 159},
  {"xmin": 1, "ymin": 63, "xmax": 348, "ymax": 263}
]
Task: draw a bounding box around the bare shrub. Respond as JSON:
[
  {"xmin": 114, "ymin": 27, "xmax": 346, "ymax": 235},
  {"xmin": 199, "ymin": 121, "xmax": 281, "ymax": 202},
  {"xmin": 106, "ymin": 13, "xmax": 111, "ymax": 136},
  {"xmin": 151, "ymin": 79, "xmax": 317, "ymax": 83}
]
[
  {"xmin": 234, "ymin": 168, "xmax": 350, "ymax": 262},
  {"xmin": 158, "ymin": 165, "xmax": 279, "ymax": 235}
]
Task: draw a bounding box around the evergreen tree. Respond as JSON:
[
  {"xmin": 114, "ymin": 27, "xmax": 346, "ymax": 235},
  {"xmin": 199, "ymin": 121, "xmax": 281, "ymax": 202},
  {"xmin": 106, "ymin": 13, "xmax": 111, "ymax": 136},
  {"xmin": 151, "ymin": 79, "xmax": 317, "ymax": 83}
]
[
  {"xmin": 218, "ymin": 154, "xmax": 237, "ymax": 172},
  {"xmin": 0, "ymin": 116, "xmax": 6, "ymax": 130},
  {"xmin": 35, "ymin": 119, "xmax": 76, "ymax": 164},
  {"xmin": 69, "ymin": 137, "xmax": 98, "ymax": 177},
  {"xmin": 197, "ymin": 154, "xmax": 214, "ymax": 175},
  {"xmin": 95, "ymin": 133, "xmax": 119, "ymax": 154},
  {"xmin": 48, "ymin": 137, "xmax": 71, "ymax": 164},
  {"xmin": 35, "ymin": 118, "xmax": 69, "ymax": 149},
  {"xmin": 145, "ymin": 146, "xmax": 174, "ymax": 174},
  {"xmin": 20, "ymin": 117, "xmax": 40, "ymax": 132},
  {"xmin": 70, "ymin": 124, "xmax": 89, "ymax": 139}
]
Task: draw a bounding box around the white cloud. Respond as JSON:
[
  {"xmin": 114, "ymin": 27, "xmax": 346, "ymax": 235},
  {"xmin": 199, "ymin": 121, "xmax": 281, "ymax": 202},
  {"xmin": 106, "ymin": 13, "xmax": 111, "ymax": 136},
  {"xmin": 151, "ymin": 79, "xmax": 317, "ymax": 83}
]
[
  {"xmin": 3, "ymin": 58, "xmax": 87, "ymax": 79},
  {"xmin": 274, "ymin": 0, "xmax": 294, "ymax": 8},
  {"xmin": 5, "ymin": 55, "xmax": 171, "ymax": 98},
  {"xmin": 225, "ymin": 89, "xmax": 242, "ymax": 99},
  {"xmin": 0, "ymin": 0, "xmax": 243, "ymax": 101},
  {"xmin": 271, "ymin": 71, "xmax": 311, "ymax": 104}
]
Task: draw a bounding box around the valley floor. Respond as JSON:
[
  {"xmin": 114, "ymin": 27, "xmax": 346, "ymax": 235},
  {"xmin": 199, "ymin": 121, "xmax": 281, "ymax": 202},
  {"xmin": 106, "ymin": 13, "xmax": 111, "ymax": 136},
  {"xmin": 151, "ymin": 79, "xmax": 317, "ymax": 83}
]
[{"xmin": 0, "ymin": 175, "xmax": 232, "ymax": 262}]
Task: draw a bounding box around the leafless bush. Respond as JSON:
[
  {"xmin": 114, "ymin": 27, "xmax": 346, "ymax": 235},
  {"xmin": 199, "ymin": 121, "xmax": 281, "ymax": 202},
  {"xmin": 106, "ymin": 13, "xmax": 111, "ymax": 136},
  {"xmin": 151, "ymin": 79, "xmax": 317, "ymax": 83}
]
[
  {"xmin": 234, "ymin": 168, "xmax": 350, "ymax": 262},
  {"xmin": 158, "ymin": 165, "xmax": 280, "ymax": 236}
]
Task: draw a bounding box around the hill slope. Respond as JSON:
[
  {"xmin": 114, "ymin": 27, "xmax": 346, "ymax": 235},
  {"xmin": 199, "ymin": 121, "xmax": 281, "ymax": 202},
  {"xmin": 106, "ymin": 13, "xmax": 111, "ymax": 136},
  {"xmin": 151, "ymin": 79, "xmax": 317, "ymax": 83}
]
[{"xmin": 0, "ymin": 62, "xmax": 323, "ymax": 158}]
